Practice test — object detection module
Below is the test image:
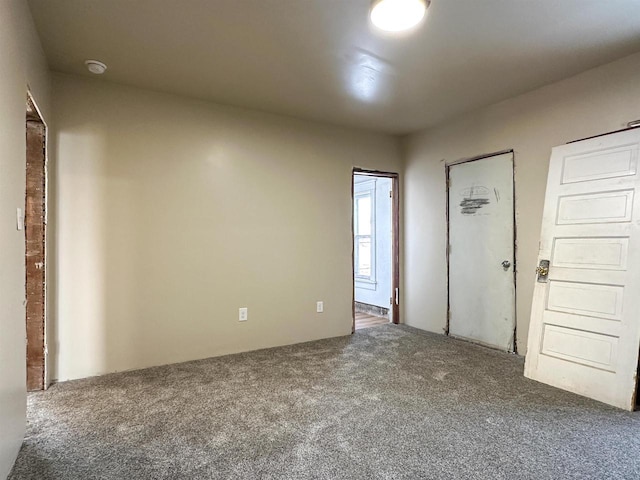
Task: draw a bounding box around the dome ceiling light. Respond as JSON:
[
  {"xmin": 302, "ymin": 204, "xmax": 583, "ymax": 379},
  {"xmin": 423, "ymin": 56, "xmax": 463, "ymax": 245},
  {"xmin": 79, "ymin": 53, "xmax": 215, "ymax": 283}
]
[{"xmin": 370, "ymin": 0, "xmax": 430, "ymax": 33}]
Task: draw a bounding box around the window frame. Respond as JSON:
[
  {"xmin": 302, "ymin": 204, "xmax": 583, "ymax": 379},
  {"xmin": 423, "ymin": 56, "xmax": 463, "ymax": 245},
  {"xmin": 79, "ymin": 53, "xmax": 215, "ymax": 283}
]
[{"xmin": 354, "ymin": 179, "xmax": 377, "ymax": 287}]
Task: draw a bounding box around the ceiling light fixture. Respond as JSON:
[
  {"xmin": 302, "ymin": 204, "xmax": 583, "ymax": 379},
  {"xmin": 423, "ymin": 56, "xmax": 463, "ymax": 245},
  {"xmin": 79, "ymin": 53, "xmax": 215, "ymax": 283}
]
[
  {"xmin": 370, "ymin": 0, "xmax": 429, "ymax": 33},
  {"xmin": 84, "ymin": 60, "xmax": 107, "ymax": 75}
]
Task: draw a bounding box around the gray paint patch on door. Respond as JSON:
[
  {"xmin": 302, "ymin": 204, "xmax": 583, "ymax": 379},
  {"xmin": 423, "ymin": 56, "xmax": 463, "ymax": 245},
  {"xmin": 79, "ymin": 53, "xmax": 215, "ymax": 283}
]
[{"xmin": 459, "ymin": 186, "xmax": 490, "ymax": 215}]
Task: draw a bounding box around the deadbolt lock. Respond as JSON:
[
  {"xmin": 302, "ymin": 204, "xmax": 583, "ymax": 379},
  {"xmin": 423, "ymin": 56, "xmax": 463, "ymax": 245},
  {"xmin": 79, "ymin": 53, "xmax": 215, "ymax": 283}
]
[{"xmin": 536, "ymin": 260, "xmax": 550, "ymax": 283}]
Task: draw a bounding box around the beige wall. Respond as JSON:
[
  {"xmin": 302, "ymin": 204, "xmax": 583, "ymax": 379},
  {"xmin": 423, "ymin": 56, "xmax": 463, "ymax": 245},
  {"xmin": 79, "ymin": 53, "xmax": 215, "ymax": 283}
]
[
  {"xmin": 51, "ymin": 73, "xmax": 401, "ymax": 381},
  {"xmin": 403, "ymin": 52, "xmax": 640, "ymax": 355},
  {"xmin": 0, "ymin": 1, "xmax": 51, "ymax": 477}
]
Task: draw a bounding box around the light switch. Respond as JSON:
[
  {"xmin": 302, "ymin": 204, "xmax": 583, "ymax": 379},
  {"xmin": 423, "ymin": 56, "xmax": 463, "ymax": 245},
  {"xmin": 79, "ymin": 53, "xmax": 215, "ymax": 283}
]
[
  {"xmin": 316, "ymin": 301, "xmax": 324, "ymax": 313},
  {"xmin": 239, "ymin": 307, "xmax": 248, "ymax": 322},
  {"xmin": 16, "ymin": 208, "xmax": 24, "ymax": 231}
]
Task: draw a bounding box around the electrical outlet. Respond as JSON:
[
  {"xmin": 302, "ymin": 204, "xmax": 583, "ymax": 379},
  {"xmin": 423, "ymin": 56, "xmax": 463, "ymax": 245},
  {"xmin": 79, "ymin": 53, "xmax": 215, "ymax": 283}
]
[
  {"xmin": 239, "ymin": 307, "xmax": 248, "ymax": 322},
  {"xmin": 316, "ymin": 301, "xmax": 324, "ymax": 313}
]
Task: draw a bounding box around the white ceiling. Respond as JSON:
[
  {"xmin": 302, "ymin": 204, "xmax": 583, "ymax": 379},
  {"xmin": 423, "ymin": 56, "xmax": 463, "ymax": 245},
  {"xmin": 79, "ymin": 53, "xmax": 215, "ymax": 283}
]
[{"xmin": 28, "ymin": 0, "xmax": 640, "ymax": 135}]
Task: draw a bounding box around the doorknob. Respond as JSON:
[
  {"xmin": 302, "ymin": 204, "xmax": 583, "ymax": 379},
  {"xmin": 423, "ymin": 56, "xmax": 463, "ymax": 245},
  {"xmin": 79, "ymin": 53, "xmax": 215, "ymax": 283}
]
[
  {"xmin": 502, "ymin": 260, "xmax": 511, "ymax": 269},
  {"xmin": 536, "ymin": 259, "xmax": 550, "ymax": 283}
]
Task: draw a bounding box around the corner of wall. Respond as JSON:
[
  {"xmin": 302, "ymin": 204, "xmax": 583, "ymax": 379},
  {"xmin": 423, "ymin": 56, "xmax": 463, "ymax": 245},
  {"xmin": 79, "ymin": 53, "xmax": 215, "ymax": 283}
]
[{"xmin": 0, "ymin": 0, "xmax": 51, "ymax": 477}]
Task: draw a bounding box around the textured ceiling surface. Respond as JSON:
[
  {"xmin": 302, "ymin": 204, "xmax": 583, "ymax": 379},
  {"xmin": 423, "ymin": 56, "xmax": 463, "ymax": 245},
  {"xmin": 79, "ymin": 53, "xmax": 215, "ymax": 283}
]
[{"xmin": 28, "ymin": 0, "xmax": 640, "ymax": 134}]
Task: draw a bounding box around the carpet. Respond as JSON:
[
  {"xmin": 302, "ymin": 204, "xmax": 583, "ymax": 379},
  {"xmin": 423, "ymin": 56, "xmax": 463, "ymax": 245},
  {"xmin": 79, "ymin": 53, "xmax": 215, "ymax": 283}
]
[{"xmin": 8, "ymin": 325, "xmax": 640, "ymax": 479}]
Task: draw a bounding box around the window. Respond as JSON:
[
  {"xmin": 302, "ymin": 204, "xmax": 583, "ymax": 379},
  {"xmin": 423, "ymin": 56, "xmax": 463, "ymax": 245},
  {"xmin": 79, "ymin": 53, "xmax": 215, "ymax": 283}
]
[{"xmin": 354, "ymin": 183, "xmax": 375, "ymax": 282}]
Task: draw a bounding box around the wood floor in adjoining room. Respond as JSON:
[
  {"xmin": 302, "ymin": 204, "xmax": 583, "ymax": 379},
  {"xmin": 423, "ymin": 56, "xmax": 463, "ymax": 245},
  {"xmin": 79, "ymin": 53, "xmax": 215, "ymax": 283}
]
[{"xmin": 354, "ymin": 313, "xmax": 389, "ymax": 330}]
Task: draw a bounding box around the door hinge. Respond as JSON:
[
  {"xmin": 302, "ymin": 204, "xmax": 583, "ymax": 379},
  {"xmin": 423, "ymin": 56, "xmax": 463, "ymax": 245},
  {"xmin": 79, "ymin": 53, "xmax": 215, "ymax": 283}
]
[{"xmin": 390, "ymin": 296, "xmax": 394, "ymax": 306}]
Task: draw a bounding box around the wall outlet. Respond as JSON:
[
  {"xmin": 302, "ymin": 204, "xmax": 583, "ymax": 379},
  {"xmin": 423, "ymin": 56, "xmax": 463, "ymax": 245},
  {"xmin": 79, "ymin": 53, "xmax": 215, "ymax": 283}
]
[
  {"xmin": 239, "ymin": 307, "xmax": 248, "ymax": 322},
  {"xmin": 316, "ymin": 301, "xmax": 324, "ymax": 313}
]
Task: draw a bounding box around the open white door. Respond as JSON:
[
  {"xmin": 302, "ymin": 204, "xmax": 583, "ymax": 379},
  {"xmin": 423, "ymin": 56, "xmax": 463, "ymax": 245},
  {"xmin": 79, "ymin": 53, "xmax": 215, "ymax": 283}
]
[
  {"xmin": 525, "ymin": 128, "xmax": 640, "ymax": 410},
  {"xmin": 448, "ymin": 152, "xmax": 516, "ymax": 351}
]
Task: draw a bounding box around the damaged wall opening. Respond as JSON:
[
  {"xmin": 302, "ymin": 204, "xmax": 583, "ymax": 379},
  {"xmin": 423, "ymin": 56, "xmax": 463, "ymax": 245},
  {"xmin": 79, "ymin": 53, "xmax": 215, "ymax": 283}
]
[{"xmin": 25, "ymin": 94, "xmax": 47, "ymax": 391}]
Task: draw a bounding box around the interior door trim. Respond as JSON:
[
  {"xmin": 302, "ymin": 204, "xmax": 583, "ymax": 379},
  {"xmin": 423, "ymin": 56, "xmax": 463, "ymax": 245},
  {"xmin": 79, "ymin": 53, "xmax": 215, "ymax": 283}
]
[
  {"xmin": 446, "ymin": 148, "xmax": 514, "ymax": 167},
  {"xmin": 352, "ymin": 168, "xmax": 400, "ymax": 332}
]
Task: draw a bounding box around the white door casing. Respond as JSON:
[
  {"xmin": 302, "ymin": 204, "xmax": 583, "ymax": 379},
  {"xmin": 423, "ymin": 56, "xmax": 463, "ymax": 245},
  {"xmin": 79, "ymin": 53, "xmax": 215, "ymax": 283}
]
[
  {"xmin": 525, "ymin": 128, "xmax": 640, "ymax": 410},
  {"xmin": 448, "ymin": 152, "xmax": 516, "ymax": 351}
]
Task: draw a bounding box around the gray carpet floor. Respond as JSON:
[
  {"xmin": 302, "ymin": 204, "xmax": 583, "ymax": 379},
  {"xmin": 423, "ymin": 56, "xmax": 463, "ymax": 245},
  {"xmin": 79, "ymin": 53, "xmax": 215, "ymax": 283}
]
[{"xmin": 9, "ymin": 325, "xmax": 640, "ymax": 479}]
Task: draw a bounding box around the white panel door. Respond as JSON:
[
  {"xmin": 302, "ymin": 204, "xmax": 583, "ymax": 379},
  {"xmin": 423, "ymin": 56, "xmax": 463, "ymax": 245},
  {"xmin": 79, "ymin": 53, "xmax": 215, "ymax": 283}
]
[
  {"xmin": 525, "ymin": 128, "xmax": 640, "ymax": 410},
  {"xmin": 448, "ymin": 153, "xmax": 515, "ymax": 351}
]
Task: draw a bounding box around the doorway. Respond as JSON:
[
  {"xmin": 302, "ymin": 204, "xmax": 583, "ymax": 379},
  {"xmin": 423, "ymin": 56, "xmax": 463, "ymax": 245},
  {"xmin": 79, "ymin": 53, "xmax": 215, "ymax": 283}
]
[
  {"xmin": 25, "ymin": 94, "xmax": 47, "ymax": 391},
  {"xmin": 446, "ymin": 151, "xmax": 516, "ymax": 351},
  {"xmin": 352, "ymin": 169, "xmax": 399, "ymax": 331}
]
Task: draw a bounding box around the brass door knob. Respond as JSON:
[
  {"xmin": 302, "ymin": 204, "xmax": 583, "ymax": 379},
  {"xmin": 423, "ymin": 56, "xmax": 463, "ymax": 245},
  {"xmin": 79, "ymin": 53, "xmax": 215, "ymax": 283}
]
[{"xmin": 536, "ymin": 266, "xmax": 549, "ymax": 276}]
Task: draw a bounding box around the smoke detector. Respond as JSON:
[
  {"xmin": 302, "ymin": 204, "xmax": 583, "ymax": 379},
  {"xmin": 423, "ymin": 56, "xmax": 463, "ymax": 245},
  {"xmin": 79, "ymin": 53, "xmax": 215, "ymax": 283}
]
[{"xmin": 84, "ymin": 60, "xmax": 107, "ymax": 75}]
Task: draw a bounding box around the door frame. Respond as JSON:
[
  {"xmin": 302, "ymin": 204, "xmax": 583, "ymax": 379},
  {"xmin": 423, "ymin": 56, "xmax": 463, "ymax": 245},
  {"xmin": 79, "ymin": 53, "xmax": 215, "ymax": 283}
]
[
  {"xmin": 445, "ymin": 149, "xmax": 518, "ymax": 352},
  {"xmin": 352, "ymin": 168, "xmax": 400, "ymax": 332},
  {"xmin": 25, "ymin": 90, "xmax": 49, "ymax": 390}
]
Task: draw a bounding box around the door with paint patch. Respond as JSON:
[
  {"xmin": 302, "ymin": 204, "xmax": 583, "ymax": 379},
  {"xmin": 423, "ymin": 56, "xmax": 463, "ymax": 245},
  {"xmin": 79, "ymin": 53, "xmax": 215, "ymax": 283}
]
[
  {"xmin": 448, "ymin": 153, "xmax": 515, "ymax": 351},
  {"xmin": 525, "ymin": 129, "xmax": 640, "ymax": 410}
]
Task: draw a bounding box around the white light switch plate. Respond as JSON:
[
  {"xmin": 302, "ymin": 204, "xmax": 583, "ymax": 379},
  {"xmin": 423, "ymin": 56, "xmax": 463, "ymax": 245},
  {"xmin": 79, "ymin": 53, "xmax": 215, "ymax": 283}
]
[
  {"xmin": 239, "ymin": 307, "xmax": 248, "ymax": 322},
  {"xmin": 16, "ymin": 208, "xmax": 24, "ymax": 231},
  {"xmin": 316, "ymin": 301, "xmax": 324, "ymax": 313}
]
